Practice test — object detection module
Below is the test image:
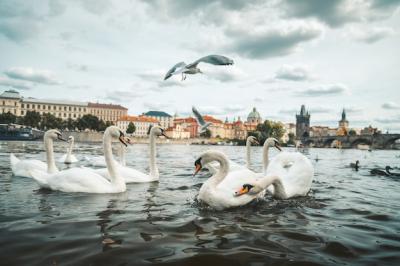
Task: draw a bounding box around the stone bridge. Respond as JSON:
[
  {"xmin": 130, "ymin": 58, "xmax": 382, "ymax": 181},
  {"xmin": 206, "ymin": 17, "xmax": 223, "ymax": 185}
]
[{"xmin": 301, "ymin": 134, "xmax": 400, "ymax": 149}]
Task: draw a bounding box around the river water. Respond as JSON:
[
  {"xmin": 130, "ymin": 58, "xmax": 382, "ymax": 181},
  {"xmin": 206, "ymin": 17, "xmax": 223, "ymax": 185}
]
[{"xmin": 0, "ymin": 141, "xmax": 399, "ymax": 266}]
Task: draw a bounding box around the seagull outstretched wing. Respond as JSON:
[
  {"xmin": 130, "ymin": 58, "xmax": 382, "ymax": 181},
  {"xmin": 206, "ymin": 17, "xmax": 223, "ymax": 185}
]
[
  {"xmin": 186, "ymin": 55, "xmax": 234, "ymax": 69},
  {"xmin": 164, "ymin": 62, "xmax": 186, "ymax": 80},
  {"xmin": 192, "ymin": 106, "xmax": 206, "ymax": 126}
]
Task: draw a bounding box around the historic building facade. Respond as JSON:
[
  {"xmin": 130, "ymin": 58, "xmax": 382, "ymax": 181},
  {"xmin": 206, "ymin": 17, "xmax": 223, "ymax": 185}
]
[
  {"xmin": 116, "ymin": 115, "xmax": 159, "ymax": 137},
  {"xmin": 142, "ymin": 111, "xmax": 174, "ymax": 129},
  {"xmin": 0, "ymin": 90, "xmax": 127, "ymax": 123}
]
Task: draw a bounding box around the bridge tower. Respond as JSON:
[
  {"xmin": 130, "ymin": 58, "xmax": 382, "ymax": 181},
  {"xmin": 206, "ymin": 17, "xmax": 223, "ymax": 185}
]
[{"xmin": 296, "ymin": 105, "xmax": 310, "ymax": 139}]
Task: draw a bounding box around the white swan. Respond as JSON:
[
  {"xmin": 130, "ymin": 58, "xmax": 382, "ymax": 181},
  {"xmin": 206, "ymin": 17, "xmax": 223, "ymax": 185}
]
[
  {"xmin": 235, "ymin": 151, "xmax": 314, "ymax": 199},
  {"xmin": 95, "ymin": 125, "xmax": 166, "ymax": 183},
  {"xmin": 10, "ymin": 129, "xmax": 66, "ymax": 177},
  {"xmin": 84, "ymin": 141, "xmax": 127, "ymax": 167},
  {"xmin": 205, "ymin": 136, "xmax": 260, "ymax": 174},
  {"xmin": 29, "ymin": 126, "xmax": 128, "ymax": 193},
  {"xmin": 58, "ymin": 136, "xmax": 78, "ymax": 164},
  {"xmin": 262, "ymin": 137, "xmax": 282, "ymax": 173},
  {"xmin": 193, "ymin": 150, "xmax": 266, "ymax": 210}
]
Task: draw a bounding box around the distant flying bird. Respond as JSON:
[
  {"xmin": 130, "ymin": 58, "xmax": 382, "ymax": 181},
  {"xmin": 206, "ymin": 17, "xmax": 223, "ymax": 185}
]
[
  {"xmin": 164, "ymin": 54, "xmax": 234, "ymax": 81},
  {"xmin": 192, "ymin": 106, "xmax": 212, "ymax": 133}
]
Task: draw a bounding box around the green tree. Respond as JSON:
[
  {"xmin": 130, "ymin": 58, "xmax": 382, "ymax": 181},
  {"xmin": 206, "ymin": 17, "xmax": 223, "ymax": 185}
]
[
  {"xmin": 288, "ymin": 132, "xmax": 296, "ymax": 145},
  {"xmin": 253, "ymin": 120, "xmax": 285, "ymax": 144},
  {"xmin": 22, "ymin": 111, "xmax": 41, "ymax": 128},
  {"xmin": 62, "ymin": 118, "xmax": 77, "ymax": 131},
  {"xmin": 126, "ymin": 122, "xmax": 136, "ymax": 134},
  {"xmin": 76, "ymin": 114, "xmax": 101, "ymax": 131},
  {"xmin": 0, "ymin": 112, "xmax": 17, "ymax": 124},
  {"xmin": 40, "ymin": 113, "xmax": 63, "ymax": 130},
  {"xmin": 349, "ymin": 129, "xmax": 357, "ymax": 136},
  {"xmin": 200, "ymin": 128, "xmax": 211, "ymax": 138}
]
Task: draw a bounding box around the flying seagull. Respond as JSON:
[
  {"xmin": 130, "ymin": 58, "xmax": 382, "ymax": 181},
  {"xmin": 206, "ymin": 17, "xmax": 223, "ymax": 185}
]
[
  {"xmin": 192, "ymin": 106, "xmax": 212, "ymax": 134},
  {"xmin": 164, "ymin": 54, "xmax": 234, "ymax": 81}
]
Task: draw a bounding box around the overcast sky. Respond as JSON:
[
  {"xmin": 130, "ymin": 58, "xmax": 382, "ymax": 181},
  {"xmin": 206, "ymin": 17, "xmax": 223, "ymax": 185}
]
[{"xmin": 0, "ymin": 0, "xmax": 399, "ymax": 132}]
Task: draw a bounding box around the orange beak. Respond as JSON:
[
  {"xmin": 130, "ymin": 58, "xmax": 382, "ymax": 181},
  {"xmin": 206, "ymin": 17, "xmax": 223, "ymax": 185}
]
[
  {"xmin": 235, "ymin": 186, "xmax": 249, "ymax": 196},
  {"xmin": 193, "ymin": 164, "xmax": 202, "ymax": 177},
  {"xmin": 119, "ymin": 136, "xmax": 128, "ymax": 147}
]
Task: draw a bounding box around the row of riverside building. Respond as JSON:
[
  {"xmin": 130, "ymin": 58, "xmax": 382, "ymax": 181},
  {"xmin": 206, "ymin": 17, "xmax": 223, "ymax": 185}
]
[
  {"xmin": 1, "ymin": 90, "xmax": 127, "ymax": 123},
  {"xmin": 116, "ymin": 107, "xmax": 265, "ymax": 140},
  {"xmin": 1, "ymin": 89, "xmax": 299, "ymax": 141}
]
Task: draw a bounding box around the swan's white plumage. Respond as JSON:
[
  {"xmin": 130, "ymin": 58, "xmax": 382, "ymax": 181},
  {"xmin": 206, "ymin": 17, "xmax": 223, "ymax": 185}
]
[
  {"xmin": 58, "ymin": 154, "xmax": 78, "ymax": 164},
  {"xmin": 10, "ymin": 153, "xmax": 47, "ymax": 178},
  {"xmin": 29, "ymin": 126, "xmax": 127, "ymax": 194},
  {"xmin": 30, "ymin": 168, "xmax": 124, "ymax": 193},
  {"xmin": 196, "ymin": 150, "xmax": 265, "ymax": 210},
  {"xmin": 265, "ymin": 152, "xmax": 314, "ymax": 198}
]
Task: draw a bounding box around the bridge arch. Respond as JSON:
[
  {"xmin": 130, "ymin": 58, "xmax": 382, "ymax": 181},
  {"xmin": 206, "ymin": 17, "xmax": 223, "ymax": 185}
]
[
  {"xmin": 351, "ymin": 138, "xmax": 372, "ymax": 148},
  {"xmin": 323, "ymin": 138, "xmax": 337, "ymax": 148},
  {"xmin": 384, "ymin": 136, "xmax": 400, "ymax": 149}
]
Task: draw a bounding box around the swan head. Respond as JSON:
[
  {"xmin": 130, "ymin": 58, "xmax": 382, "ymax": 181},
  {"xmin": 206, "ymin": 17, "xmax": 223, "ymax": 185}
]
[
  {"xmin": 106, "ymin": 126, "xmax": 128, "ymax": 147},
  {"xmin": 193, "ymin": 150, "xmax": 226, "ymax": 176},
  {"xmin": 247, "ymin": 136, "xmax": 259, "ymax": 145},
  {"xmin": 385, "ymin": 166, "xmax": 393, "ymax": 171},
  {"xmin": 149, "ymin": 125, "xmax": 170, "ymax": 139},
  {"xmin": 234, "ymin": 183, "xmax": 262, "ymax": 197},
  {"xmin": 45, "ymin": 129, "xmax": 67, "ymax": 142},
  {"xmin": 265, "ymin": 137, "xmax": 281, "ymax": 151}
]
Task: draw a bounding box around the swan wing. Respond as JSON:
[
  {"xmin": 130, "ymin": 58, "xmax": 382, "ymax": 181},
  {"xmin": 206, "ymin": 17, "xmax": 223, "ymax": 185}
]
[
  {"xmin": 267, "ymin": 152, "xmax": 314, "ymax": 197},
  {"xmin": 95, "ymin": 166, "xmax": 153, "ymax": 183},
  {"xmin": 32, "ymin": 168, "xmax": 119, "ymax": 193},
  {"xmin": 12, "ymin": 157, "xmax": 47, "ymax": 178}
]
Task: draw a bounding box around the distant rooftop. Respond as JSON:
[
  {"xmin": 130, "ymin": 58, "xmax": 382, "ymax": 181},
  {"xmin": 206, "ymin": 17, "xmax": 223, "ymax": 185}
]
[
  {"xmin": 0, "ymin": 90, "xmax": 21, "ymax": 99},
  {"xmin": 144, "ymin": 111, "xmax": 172, "ymax": 117},
  {"xmin": 88, "ymin": 102, "xmax": 128, "ymax": 110},
  {"xmin": 118, "ymin": 115, "xmax": 158, "ymax": 123},
  {"xmin": 22, "ymin": 97, "xmax": 87, "ymax": 106}
]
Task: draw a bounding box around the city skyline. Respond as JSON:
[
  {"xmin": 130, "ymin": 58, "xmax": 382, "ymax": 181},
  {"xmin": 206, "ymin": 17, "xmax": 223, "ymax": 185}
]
[{"xmin": 0, "ymin": 1, "xmax": 399, "ymax": 132}]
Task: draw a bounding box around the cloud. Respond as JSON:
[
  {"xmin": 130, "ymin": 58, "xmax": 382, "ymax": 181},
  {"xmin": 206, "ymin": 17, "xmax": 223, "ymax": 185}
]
[
  {"xmin": 205, "ymin": 66, "xmax": 246, "ymax": 82},
  {"xmin": 67, "ymin": 63, "xmax": 89, "ymax": 72},
  {"xmin": 275, "ymin": 64, "xmax": 315, "ymax": 81},
  {"xmin": 345, "ymin": 107, "xmax": 363, "ymax": 114},
  {"xmin": 283, "ymin": 0, "xmax": 400, "ymax": 28},
  {"xmin": 226, "ymin": 21, "xmax": 323, "ymax": 59},
  {"xmin": 78, "ymin": 0, "xmax": 113, "ymax": 15},
  {"xmin": 382, "ymin": 102, "xmax": 400, "ymax": 110},
  {"xmin": 375, "ymin": 115, "xmax": 400, "ymax": 124},
  {"xmin": 105, "ymin": 90, "xmax": 144, "ymax": 102},
  {"xmin": 253, "ymin": 97, "xmax": 264, "ymax": 103},
  {"xmin": 0, "ymin": 76, "xmax": 33, "ymax": 90},
  {"xmin": 351, "ymin": 26, "xmax": 395, "ymax": 43},
  {"xmin": 4, "ymin": 67, "xmax": 61, "ymax": 85},
  {"xmin": 296, "ymin": 83, "xmax": 348, "ymax": 97},
  {"xmin": 143, "ymin": 101, "xmax": 172, "ymax": 111}
]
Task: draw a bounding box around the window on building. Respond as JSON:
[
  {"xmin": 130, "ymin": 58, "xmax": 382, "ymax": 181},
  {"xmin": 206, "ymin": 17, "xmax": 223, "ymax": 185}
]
[
  {"xmin": 64, "ymin": 106, "xmax": 67, "ymax": 111},
  {"xmin": 69, "ymin": 107, "xmax": 71, "ymax": 111},
  {"xmin": 74, "ymin": 107, "xmax": 76, "ymax": 111},
  {"xmin": 21, "ymin": 104, "xmax": 24, "ymax": 108},
  {"xmin": 64, "ymin": 113, "xmax": 66, "ymax": 117},
  {"xmin": 21, "ymin": 110, "xmax": 24, "ymax": 115}
]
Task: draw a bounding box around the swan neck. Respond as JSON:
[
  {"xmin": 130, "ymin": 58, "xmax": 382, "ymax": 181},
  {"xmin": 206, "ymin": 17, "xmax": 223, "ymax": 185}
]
[
  {"xmin": 44, "ymin": 136, "xmax": 57, "ymax": 173},
  {"xmin": 208, "ymin": 153, "xmax": 229, "ymax": 187},
  {"xmin": 66, "ymin": 139, "xmax": 73, "ymax": 159},
  {"xmin": 258, "ymin": 175, "xmax": 286, "ymax": 198},
  {"xmin": 149, "ymin": 132, "xmax": 159, "ymax": 178},
  {"xmin": 103, "ymin": 133, "xmax": 125, "ymax": 189},
  {"xmin": 262, "ymin": 142, "xmax": 270, "ymax": 173},
  {"xmin": 246, "ymin": 139, "xmax": 251, "ymax": 169},
  {"xmin": 119, "ymin": 143, "xmax": 126, "ymax": 166}
]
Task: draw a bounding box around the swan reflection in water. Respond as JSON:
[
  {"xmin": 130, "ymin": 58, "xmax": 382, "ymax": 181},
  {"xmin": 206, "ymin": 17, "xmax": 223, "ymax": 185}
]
[{"xmin": 96, "ymin": 192, "xmax": 128, "ymax": 251}]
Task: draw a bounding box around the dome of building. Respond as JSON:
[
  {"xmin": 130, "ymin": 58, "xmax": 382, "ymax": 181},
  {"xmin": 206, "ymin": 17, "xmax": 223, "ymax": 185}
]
[{"xmin": 247, "ymin": 107, "xmax": 262, "ymax": 124}]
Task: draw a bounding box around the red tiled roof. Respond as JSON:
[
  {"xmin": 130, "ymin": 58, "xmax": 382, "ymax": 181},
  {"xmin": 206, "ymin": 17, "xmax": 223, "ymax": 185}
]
[
  {"xmin": 118, "ymin": 115, "xmax": 158, "ymax": 123},
  {"xmin": 203, "ymin": 115, "xmax": 222, "ymax": 124},
  {"xmin": 88, "ymin": 102, "xmax": 128, "ymax": 110}
]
